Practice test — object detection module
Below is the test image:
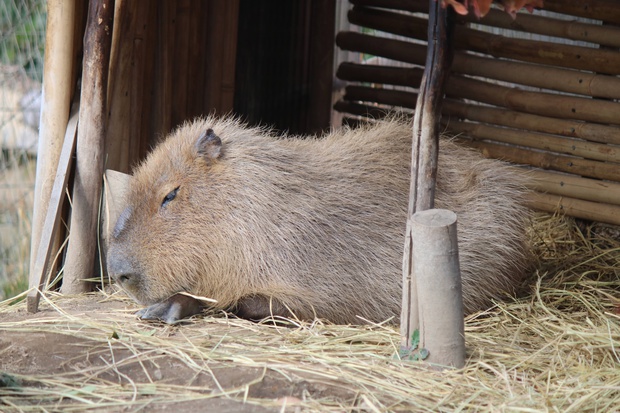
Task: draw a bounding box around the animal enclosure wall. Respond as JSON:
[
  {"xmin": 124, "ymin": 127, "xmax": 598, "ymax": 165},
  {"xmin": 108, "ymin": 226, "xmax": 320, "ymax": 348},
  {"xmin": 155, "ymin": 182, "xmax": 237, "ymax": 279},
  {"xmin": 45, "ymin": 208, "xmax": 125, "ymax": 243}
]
[{"xmin": 334, "ymin": 0, "xmax": 620, "ymax": 225}]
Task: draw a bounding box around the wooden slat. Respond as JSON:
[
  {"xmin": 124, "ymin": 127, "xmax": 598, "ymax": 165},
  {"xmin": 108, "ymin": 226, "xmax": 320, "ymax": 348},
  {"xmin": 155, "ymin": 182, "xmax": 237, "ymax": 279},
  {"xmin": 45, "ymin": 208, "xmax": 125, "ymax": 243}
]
[
  {"xmin": 442, "ymin": 99, "xmax": 620, "ymax": 145},
  {"xmin": 351, "ymin": 0, "xmax": 620, "ymax": 26},
  {"xmin": 460, "ymin": 139, "xmax": 620, "ymax": 182},
  {"xmin": 348, "ymin": 5, "xmax": 620, "ymax": 75},
  {"xmin": 336, "ymin": 31, "xmax": 425, "ymax": 65},
  {"xmin": 27, "ymin": 109, "xmax": 79, "ymax": 313},
  {"xmin": 344, "ymin": 84, "xmax": 415, "ymax": 108},
  {"xmin": 450, "ymin": 53, "xmax": 620, "ymax": 100},
  {"xmin": 337, "ymin": 33, "xmax": 620, "ymax": 99},
  {"xmin": 337, "ymin": 61, "xmax": 421, "ymax": 88},
  {"xmin": 344, "ymin": 78, "xmax": 620, "ymax": 129},
  {"xmin": 187, "ymin": 0, "xmax": 206, "ymax": 119},
  {"xmin": 526, "ymin": 192, "xmax": 620, "ymax": 226},
  {"xmin": 337, "ymin": 94, "xmax": 620, "ymax": 173},
  {"xmin": 204, "ymin": 0, "xmax": 240, "ymax": 114},
  {"xmin": 351, "ymin": 0, "xmax": 620, "ymax": 48},
  {"xmin": 456, "ymin": 8, "xmax": 620, "ymax": 49},
  {"xmin": 219, "ymin": 0, "xmax": 240, "ymax": 112},
  {"xmin": 144, "ymin": 4, "xmax": 160, "ymax": 154},
  {"xmin": 152, "ymin": 1, "xmax": 175, "ymax": 144},
  {"xmin": 447, "ymin": 120, "xmax": 620, "ymax": 164},
  {"xmin": 335, "ymin": 99, "xmax": 620, "ymax": 212},
  {"xmin": 338, "ymin": 81, "xmax": 620, "ymax": 145},
  {"xmin": 106, "ymin": 0, "xmax": 136, "ymax": 174},
  {"xmin": 446, "ymin": 74, "xmax": 620, "ymax": 126},
  {"xmin": 458, "ymin": 27, "xmax": 620, "ymax": 76},
  {"xmin": 527, "ymin": 170, "xmax": 620, "ymax": 206},
  {"xmin": 348, "ymin": 6, "xmax": 427, "ymax": 40},
  {"xmin": 171, "ymin": 0, "xmax": 191, "ymax": 128},
  {"xmin": 544, "ymin": 0, "xmax": 620, "ymax": 25},
  {"xmin": 306, "ymin": 0, "xmax": 336, "ymax": 134},
  {"xmin": 333, "ymin": 100, "xmax": 394, "ymax": 119}
]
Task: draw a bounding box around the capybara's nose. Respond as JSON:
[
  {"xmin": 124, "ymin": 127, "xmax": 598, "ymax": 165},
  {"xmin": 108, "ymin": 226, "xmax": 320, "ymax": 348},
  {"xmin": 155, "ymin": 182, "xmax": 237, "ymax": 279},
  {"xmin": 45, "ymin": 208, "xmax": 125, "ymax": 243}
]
[
  {"xmin": 112, "ymin": 271, "xmax": 141, "ymax": 289},
  {"xmin": 107, "ymin": 252, "xmax": 140, "ymax": 286}
]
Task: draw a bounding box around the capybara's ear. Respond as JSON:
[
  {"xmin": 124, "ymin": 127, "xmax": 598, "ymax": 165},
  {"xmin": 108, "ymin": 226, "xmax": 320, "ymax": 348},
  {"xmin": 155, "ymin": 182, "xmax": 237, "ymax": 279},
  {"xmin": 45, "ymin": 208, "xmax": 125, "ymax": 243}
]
[{"xmin": 195, "ymin": 128, "xmax": 222, "ymax": 160}]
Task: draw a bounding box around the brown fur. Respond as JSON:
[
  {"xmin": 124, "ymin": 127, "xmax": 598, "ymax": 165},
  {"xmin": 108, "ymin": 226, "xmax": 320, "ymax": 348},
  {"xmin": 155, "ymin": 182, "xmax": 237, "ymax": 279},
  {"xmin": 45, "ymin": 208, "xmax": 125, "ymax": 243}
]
[{"xmin": 107, "ymin": 116, "xmax": 533, "ymax": 324}]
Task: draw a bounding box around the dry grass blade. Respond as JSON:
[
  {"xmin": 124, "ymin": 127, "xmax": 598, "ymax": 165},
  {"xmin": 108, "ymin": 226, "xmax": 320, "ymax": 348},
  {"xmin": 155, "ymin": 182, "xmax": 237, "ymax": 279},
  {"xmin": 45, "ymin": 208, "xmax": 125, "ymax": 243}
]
[{"xmin": 1, "ymin": 213, "xmax": 619, "ymax": 412}]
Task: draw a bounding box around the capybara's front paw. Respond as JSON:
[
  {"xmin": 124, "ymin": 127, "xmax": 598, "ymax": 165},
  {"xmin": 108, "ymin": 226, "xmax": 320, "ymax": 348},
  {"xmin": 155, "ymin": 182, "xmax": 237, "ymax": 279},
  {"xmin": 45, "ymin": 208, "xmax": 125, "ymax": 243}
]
[{"xmin": 136, "ymin": 293, "xmax": 204, "ymax": 324}]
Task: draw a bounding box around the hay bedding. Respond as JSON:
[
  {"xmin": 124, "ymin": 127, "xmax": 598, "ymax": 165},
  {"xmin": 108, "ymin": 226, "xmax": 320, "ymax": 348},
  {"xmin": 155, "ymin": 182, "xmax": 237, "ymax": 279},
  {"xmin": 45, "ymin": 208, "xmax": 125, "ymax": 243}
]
[{"xmin": 0, "ymin": 213, "xmax": 619, "ymax": 412}]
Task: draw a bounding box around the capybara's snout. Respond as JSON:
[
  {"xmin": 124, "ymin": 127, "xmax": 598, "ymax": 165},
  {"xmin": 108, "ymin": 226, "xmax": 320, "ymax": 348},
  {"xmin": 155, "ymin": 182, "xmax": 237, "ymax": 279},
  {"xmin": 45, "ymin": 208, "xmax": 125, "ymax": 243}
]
[{"xmin": 107, "ymin": 248, "xmax": 146, "ymax": 302}]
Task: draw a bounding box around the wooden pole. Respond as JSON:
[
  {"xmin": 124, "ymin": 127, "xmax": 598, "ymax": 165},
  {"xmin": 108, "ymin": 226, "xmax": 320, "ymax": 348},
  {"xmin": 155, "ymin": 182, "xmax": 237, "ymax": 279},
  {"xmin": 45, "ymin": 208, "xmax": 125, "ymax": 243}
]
[
  {"xmin": 27, "ymin": 108, "xmax": 79, "ymax": 312},
  {"xmin": 401, "ymin": 0, "xmax": 461, "ymax": 366},
  {"xmin": 412, "ymin": 209, "xmax": 464, "ymax": 368},
  {"xmin": 29, "ymin": 0, "xmax": 76, "ymax": 283},
  {"xmin": 62, "ymin": 0, "xmax": 114, "ymax": 294}
]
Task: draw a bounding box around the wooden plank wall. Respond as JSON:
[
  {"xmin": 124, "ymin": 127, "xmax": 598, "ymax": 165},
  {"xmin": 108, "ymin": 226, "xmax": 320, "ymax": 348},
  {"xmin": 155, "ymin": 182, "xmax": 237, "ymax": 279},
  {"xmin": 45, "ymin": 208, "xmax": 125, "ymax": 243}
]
[
  {"xmin": 105, "ymin": 0, "xmax": 240, "ymax": 174},
  {"xmin": 334, "ymin": 0, "xmax": 620, "ymax": 225},
  {"xmin": 233, "ymin": 0, "xmax": 335, "ymax": 136}
]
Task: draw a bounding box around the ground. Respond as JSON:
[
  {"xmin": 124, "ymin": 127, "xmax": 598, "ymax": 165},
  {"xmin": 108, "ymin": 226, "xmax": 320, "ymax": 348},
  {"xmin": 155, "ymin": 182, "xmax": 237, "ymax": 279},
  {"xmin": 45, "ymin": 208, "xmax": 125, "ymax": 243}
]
[{"xmin": 0, "ymin": 293, "xmax": 360, "ymax": 412}]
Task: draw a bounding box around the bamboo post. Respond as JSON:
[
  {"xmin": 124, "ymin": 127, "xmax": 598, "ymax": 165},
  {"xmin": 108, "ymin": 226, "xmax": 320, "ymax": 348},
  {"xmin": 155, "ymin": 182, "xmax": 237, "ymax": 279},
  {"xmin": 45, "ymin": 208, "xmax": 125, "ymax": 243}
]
[
  {"xmin": 62, "ymin": 0, "xmax": 114, "ymax": 294},
  {"xmin": 29, "ymin": 0, "xmax": 76, "ymax": 283},
  {"xmin": 401, "ymin": 0, "xmax": 461, "ymax": 367},
  {"xmin": 412, "ymin": 209, "xmax": 464, "ymax": 368}
]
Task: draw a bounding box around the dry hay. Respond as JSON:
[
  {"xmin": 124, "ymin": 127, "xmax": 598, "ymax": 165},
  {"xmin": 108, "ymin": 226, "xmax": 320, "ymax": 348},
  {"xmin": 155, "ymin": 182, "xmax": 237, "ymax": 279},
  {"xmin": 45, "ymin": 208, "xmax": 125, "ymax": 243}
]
[{"xmin": 0, "ymin": 213, "xmax": 619, "ymax": 412}]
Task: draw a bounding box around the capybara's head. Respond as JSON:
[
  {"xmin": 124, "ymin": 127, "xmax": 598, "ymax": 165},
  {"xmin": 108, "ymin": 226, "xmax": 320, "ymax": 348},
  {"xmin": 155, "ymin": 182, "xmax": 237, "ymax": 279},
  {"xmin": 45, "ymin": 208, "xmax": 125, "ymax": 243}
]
[{"xmin": 107, "ymin": 121, "xmax": 225, "ymax": 306}]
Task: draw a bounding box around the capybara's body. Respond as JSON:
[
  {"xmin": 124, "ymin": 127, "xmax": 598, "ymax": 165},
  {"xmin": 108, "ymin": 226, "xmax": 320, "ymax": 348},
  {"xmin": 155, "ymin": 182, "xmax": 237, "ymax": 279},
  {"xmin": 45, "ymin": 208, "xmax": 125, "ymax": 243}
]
[{"xmin": 107, "ymin": 117, "xmax": 532, "ymax": 324}]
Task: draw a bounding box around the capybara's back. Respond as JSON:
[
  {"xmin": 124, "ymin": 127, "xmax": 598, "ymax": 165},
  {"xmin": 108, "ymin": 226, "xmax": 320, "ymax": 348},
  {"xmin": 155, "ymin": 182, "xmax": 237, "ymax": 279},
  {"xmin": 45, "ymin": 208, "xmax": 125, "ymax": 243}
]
[{"xmin": 107, "ymin": 117, "xmax": 532, "ymax": 324}]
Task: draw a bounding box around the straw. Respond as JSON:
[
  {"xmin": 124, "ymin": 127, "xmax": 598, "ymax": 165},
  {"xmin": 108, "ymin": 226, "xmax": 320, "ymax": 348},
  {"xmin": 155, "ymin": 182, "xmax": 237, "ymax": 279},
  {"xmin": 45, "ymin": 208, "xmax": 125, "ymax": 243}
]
[{"xmin": 1, "ymin": 213, "xmax": 618, "ymax": 412}]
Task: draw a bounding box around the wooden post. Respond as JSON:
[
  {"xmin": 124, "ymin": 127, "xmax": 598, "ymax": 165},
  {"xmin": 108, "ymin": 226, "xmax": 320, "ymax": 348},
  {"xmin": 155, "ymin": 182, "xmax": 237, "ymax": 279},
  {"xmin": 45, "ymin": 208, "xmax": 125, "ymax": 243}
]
[
  {"xmin": 412, "ymin": 209, "xmax": 465, "ymax": 368},
  {"xmin": 401, "ymin": 0, "xmax": 460, "ymax": 364},
  {"xmin": 62, "ymin": 0, "xmax": 114, "ymax": 294},
  {"xmin": 29, "ymin": 0, "xmax": 76, "ymax": 283}
]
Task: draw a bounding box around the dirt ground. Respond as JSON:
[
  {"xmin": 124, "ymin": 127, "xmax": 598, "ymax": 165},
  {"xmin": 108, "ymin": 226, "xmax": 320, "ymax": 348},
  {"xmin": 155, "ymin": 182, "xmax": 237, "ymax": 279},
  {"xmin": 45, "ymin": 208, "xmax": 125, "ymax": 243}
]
[{"xmin": 0, "ymin": 293, "xmax": 360, "ymax": 412}]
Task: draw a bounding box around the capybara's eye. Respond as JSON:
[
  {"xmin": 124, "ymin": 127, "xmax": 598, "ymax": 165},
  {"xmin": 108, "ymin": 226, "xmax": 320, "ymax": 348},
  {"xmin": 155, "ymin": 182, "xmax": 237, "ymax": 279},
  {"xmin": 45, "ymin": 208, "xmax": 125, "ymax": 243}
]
[{"xmin": 161, "ymin": 186, "xmax": 179, "ymax": 208}]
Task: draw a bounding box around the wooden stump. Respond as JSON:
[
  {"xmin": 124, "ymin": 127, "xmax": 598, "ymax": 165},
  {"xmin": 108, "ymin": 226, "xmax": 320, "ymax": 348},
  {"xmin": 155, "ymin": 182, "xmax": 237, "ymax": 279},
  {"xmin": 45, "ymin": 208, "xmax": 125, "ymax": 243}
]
[{"xmin": 412, "ymin": 209, "xmax": 465, "ymax": 369}]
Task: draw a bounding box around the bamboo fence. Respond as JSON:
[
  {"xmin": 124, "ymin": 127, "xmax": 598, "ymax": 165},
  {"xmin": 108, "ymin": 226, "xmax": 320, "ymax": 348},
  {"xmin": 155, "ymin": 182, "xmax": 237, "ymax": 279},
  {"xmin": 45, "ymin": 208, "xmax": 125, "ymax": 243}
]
[{"xmin": 335, "ymin": 0, "xmax": 620, "ymax": 225}]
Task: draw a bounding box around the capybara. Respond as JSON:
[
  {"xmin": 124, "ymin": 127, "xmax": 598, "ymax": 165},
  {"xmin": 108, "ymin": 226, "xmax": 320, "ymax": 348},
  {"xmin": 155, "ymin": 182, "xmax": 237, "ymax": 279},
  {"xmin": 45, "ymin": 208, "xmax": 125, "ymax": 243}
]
[{"xmin": 107, "ymin": 116, "xmax": 532, "ymax": 324}]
